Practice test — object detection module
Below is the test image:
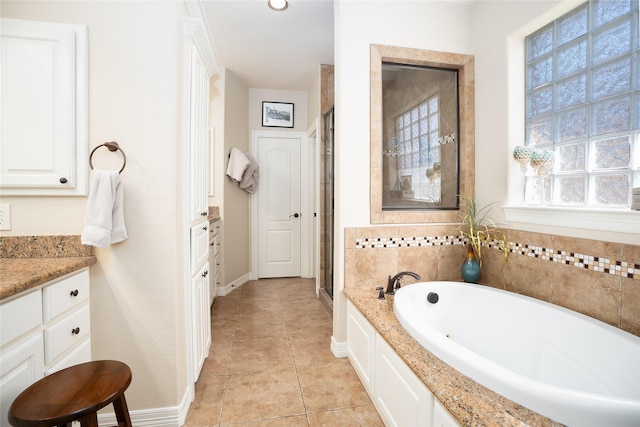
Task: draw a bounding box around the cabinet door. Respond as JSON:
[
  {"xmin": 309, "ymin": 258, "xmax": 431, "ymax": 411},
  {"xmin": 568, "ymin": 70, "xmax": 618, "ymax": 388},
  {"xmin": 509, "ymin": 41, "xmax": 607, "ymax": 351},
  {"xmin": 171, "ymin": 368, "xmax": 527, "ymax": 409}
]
[
  {"xmin": 191, "ymin": 222, "xmax": 209, "ymax": 273},
  {"xmin": 191, "ymin": 262, "xmax": 211, "ymax": 379},
  {"xmin": 0, "ymin": 333, "xmax": 44, "ymax": 427},
  {"xmin": 0, "ymin": 290, "xmax": 42, "ymax": 347},
  {"xmin": 209, "ymin": 226, "xmax": 221, "ymax": 303},
  {"xmin": 0, "ymin": 18, "xmax": 88, "ymax": 196},
  {"xmin": 187, "ymin": 45, "xmax": 210, "ymax": 223},
  {"xmin": 374, "ymin": 335, "xmax": 433, "ymax": 427},
  {"xmin": 346, "ymin": 301, "xmax": 376, "ymax": 396}
]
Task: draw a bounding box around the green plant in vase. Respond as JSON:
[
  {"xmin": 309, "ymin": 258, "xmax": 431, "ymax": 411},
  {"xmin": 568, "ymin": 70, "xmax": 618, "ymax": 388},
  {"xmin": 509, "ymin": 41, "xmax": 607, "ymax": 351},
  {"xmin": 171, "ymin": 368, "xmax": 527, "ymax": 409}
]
[{"xmin": 455, "ymin": 196, "xmax": 509, "ymax": 282}]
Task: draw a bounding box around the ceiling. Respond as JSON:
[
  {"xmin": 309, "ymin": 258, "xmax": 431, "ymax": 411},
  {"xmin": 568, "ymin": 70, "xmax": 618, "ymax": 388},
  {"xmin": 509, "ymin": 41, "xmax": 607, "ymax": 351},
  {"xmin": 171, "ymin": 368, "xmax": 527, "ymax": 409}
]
[{"xmin": 202, "ymin": 0, "xmax": 335, "ymax": 91}]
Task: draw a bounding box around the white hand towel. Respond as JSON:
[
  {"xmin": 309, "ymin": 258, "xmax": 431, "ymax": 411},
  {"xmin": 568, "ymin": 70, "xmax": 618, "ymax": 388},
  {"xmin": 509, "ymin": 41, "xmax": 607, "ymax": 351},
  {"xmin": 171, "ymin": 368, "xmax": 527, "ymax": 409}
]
[
  {"xmin": 81, "ymin": 169, "xmax": 128, "ymax": 248},
  {"xmin": 240, "ymin": 152, "xmax": 260, "ymax": 194},
  {"xmin": 226, "ymin": 147, "xmax": 250, "ymax": 182}
]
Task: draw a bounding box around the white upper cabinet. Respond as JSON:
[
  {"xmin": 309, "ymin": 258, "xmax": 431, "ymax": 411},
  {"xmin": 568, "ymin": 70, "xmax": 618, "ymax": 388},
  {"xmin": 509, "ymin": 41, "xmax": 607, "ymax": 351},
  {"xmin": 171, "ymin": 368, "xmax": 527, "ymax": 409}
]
[{"xmin": 0, "ymin": 18, "xmax": 88, "ymax": 196}]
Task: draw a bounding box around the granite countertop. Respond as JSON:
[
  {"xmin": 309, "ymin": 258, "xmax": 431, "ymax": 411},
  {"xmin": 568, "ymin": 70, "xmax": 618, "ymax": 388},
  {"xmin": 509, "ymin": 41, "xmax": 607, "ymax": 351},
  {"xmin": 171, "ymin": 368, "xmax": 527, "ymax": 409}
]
[
  {"xmin": 344, "ymin": 288, "xmax": 562, "ymax": 427},
  {"xmin": 208, "ymin": 206, "xmax": 220, "ymax": 222},
  {"xmin": 0, "ymin": 236, "xmax": 97, "ymax": 301}
]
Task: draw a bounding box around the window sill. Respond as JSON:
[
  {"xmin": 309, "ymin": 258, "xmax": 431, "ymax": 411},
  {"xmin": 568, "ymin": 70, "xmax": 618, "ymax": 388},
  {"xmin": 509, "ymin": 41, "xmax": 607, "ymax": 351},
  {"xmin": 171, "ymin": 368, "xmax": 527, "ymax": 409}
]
[{"xmin": 503, "ymin": 205, "xmax": 640, "ymax": 235}]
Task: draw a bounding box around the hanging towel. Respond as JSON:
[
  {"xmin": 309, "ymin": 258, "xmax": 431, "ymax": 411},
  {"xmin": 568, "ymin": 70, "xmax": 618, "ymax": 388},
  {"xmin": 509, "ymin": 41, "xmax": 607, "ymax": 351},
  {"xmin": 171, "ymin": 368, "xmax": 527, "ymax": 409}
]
[
  {"xmin": 226, "ymin": 147, "xmax": 250, "ymax": 182},
  {"xmin": 81, "ymin": 169, "xmax": 128, "ymax": 248},
  {"xmin": 240, "ymin": 153, "xmax": 260, "ymax": 194}
]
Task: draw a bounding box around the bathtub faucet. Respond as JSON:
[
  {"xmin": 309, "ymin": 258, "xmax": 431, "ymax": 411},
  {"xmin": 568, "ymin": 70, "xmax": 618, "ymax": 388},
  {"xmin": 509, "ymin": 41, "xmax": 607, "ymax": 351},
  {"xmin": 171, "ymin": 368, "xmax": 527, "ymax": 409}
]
[{"xmin": 386, "ymin": 271, "xmax": 421, "ymax": 295}]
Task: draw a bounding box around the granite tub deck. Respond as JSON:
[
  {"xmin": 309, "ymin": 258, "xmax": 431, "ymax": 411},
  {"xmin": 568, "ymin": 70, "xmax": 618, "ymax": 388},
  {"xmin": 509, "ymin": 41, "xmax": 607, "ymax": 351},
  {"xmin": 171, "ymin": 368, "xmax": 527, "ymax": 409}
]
[
  {"xmin": 344, "ymin": 288, "xmax": 563, "ymax": 427},
  {"xmin": 0, "ymin": 236, "xmax": 97, "ymax": 301}
]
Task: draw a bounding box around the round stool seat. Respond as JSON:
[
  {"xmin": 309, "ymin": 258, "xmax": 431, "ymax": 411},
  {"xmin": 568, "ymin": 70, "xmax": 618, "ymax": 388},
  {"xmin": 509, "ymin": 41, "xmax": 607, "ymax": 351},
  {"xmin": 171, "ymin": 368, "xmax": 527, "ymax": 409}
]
[{"xmin": 9, "ymin": 360, "xmax": 132, "ymax": 427}]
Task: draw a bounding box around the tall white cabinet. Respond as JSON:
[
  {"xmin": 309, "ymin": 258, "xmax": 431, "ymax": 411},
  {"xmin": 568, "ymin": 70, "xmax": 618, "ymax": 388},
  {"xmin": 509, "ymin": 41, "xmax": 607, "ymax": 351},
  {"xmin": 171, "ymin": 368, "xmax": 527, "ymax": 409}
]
[{"xmin": 183, "ymin": 15, "xmax": 216, "ymax": 389}]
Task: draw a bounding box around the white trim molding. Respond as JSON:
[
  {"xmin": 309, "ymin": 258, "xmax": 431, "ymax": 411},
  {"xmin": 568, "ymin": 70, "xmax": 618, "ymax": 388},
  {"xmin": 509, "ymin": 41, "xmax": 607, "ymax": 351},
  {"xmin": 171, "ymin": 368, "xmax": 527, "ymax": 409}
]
[
  {"xmin": 503, "ymin": 205, "xmax": 640, "ymax": 235},
  {"xmin": 98, "ymin": 386, "xmax": 191, "ymax": 427},
  {"xmin": 331, "ymin": 336, "xmax": 348, "ymax": 358}
]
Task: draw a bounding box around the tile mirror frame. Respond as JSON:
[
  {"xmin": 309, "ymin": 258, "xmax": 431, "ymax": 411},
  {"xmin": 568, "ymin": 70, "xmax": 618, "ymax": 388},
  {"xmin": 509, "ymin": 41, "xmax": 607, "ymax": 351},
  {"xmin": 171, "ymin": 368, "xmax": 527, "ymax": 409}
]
[{"xmin": 370, "ymin": 44, "xmax": 475, "ymax": 224}]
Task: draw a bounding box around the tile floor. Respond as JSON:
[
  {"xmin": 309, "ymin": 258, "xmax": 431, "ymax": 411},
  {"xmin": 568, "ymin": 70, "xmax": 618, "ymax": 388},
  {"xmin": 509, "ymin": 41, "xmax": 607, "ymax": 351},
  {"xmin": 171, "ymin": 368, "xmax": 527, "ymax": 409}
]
[{"xmin": 184, "ymin": 277, "xmax": 384, "ymax": 427}]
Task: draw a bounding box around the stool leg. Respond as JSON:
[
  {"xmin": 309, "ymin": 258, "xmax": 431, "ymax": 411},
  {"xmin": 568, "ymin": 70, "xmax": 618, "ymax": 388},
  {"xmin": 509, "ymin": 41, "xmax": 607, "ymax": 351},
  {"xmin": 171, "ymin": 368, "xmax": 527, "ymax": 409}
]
[
  {"xmin": 113, "ymin": 394, "xmax": 132, "ymax": 427},
  {"xmin": 79, "ymin": 412, "xmax": 99, "ymax": 427}
]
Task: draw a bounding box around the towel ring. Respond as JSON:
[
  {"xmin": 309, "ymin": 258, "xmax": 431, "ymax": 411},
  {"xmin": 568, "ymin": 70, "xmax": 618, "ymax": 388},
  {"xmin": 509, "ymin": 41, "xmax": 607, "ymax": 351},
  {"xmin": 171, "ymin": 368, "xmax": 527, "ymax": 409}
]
[{"xmin": 89, "ymin": 141, "xmax": 127, "ymax": 173}]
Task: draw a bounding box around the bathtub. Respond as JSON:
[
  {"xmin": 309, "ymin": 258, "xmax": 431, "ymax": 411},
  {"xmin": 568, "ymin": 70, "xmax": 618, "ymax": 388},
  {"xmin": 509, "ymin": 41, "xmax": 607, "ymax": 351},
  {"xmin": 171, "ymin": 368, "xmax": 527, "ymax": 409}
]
[{"xmin": 393, "ymin": 281, "xmax": 640, "ymax": 427}]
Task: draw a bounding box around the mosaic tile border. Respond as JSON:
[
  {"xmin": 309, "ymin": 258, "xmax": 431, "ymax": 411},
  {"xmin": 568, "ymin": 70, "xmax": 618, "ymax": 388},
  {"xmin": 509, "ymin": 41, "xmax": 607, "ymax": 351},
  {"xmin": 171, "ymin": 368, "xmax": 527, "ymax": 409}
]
[{"xmin": 354, "ymin": 236, "xmax": 638, "ymax": 280}]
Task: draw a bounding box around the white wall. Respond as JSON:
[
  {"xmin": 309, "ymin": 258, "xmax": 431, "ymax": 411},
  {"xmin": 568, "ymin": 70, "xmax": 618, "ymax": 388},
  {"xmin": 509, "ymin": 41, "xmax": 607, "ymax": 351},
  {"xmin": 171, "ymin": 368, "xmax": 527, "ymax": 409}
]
[
  {"xmin": 223, "ymin": 71, "xmax": 251, "ymax": 284},
  {"xmin": 1, "ymin": 0, "xmax": 188, "ymax": 412},
  {"xmin": 333, "ymin": 0, "xmax": 473, "ymax": 342},
  {"xmin": 248, "ymin": 89, "xmax": 308, "ymax": 132}
]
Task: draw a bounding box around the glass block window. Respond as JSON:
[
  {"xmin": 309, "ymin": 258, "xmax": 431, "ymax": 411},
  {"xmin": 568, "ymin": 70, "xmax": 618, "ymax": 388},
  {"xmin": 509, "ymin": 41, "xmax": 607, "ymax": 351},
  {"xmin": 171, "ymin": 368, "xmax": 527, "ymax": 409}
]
[
  {"xmin": 397, "ymin": 96, "xmax": 441, "ymax": 202},
  {"xmin": 524, "ymin": 0, "xmax": 639, "ymax": 207}
]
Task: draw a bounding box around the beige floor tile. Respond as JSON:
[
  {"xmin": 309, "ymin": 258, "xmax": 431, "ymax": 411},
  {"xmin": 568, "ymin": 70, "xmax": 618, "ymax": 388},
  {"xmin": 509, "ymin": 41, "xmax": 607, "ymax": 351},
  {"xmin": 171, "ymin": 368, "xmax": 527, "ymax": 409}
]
[
  {"xmin": 297, "ymin": 358, "xmax": 371, "ymax": 413},
  {"xmin": 184, "ymin": 375, "xmax": 226, "ymax": 427},
  {"xmin": 290, "ymin": 332, "xmax": 334, "ymax": 360},
  {"xmin": 229, "ymin": 336, "xmax": 294, "ymax": 373},
  {"xmin": 307, "ymin": 404, "xmax": 384, "ymax": 426},
  {"xmin": 187, "ymin": 278, "xmax": 381, "ymax": 427},
  {"xmin": 220, "ymin": 415, "xmax": 308, "ymax": 427},
  {"xmin": 234, "ymin": 315, "xmax": 288, "ymax": 340},
  {"xmin": 221, "ymin": 367, "xmax": 305, "ymax": 424},
  {"xmin": 201, "ymin": 340, "xmax": 233, "ymax": 376}
]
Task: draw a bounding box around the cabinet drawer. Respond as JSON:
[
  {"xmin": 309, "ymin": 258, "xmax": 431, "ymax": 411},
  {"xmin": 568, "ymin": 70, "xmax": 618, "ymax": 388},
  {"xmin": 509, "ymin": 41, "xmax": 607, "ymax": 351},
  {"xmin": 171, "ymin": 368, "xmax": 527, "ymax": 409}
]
[
  {"xmin": 43, "ymin": 270, "xmax": 90, "ymax": 322},
  {"xmin": 210, "ymin": 234, "xmax": 220, "ymax": 257},
  {"xmin": 191, "ymin": 223, "xmax": 209, "ymax": 272},
  {"xmin": 209, "ymin": 220, "xmax": 220, "ymax": 238},
  {"xmin": 44, "ymin": 304, "xmax": 90, "ymax": 364},
  {"xmin": 45, "ymin": 337, "xmax": 91, "ymax": 376},
  {"xmin": 0, "ymin": 290, "xmax": 42, "ymax": 347}
]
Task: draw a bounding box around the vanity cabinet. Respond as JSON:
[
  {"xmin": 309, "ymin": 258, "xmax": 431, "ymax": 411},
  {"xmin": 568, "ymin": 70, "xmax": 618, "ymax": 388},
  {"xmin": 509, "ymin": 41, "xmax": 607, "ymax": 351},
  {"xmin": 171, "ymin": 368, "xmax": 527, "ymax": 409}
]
[
  {"xmin": 0, "ymin": 18, "xmax": 88, "ymax": 196},
  {"xmin": 0, "ymin": 269, "xmax": 91, "ymax": 427},
  {"xmin": 346, "ymin": 300, "xmax": 459, "ymax": 427},
  {"xmin": 208, "ymin": 218, "xmax": 221, "ymax": 304}
]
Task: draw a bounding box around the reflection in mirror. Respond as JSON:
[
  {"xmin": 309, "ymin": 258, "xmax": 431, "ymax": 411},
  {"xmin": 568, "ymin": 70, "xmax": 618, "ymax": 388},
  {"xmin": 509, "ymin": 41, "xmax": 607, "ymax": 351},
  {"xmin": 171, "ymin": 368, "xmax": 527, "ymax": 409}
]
[
  {"xmin": 370, "ymin": 44, "xmax": 475, "ymax": 224},
  {"xmin": 382, "ymin": 63, "xmax": 458, "ymax": 210}
]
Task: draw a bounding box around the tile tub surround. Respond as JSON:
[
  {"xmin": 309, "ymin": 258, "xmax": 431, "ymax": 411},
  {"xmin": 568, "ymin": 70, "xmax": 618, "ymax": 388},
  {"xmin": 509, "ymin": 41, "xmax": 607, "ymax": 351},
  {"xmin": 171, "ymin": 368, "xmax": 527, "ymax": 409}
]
[
  {"xmin": 0, "ymin": 235, "xmax": 96, "ymax": 300},
  {"xmin": 344, "ymin": 226, "xmax": 640, "ymax": 336},
  {"xmin": 344, "ymin": 288, "xmax": 561, "ymax": 427}
]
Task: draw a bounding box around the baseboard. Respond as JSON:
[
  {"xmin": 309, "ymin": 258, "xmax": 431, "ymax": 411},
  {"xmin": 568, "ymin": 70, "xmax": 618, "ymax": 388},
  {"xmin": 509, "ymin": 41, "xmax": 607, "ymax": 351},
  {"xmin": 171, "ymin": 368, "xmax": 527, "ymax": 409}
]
[
  {"xmin": 217, "ymin": 273, "xmax": 250, "ymax": 296},
  {"xmin": 331, "ymin": 336, "xmax": 348, "ymax": 358},
  {"xmin": 98, "ymin": 386, "xmax": 191, "ymax": 427}
]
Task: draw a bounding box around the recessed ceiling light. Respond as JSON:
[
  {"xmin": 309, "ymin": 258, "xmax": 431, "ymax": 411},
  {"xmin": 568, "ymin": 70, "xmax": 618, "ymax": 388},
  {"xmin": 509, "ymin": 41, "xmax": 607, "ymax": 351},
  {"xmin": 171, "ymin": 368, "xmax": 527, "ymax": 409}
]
[{"xmin": 268, "ymin": 0, "xmax": 288, "ymax": 11}]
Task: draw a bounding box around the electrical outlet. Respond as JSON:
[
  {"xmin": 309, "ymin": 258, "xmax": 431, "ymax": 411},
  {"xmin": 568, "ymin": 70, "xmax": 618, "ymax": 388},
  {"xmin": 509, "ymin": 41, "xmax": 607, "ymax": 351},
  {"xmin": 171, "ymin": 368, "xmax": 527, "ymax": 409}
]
[{"xmin": 0, "ymin": 204, "xmax": 11, "ymax": 230}]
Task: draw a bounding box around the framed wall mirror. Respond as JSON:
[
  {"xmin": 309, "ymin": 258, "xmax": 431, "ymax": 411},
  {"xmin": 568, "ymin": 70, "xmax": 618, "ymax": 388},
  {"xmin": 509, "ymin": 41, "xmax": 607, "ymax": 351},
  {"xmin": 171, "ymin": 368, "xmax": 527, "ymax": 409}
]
[{"xmin": 370, "ymin": 44, "xmax": 475, "ymax": 224}]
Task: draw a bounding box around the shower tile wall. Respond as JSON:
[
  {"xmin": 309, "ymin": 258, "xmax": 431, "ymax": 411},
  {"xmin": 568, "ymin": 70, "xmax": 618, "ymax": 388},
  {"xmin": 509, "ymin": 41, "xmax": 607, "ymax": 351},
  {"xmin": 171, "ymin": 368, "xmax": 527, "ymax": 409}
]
[{"xmin": 344, "ymin": 226, "xmax": 640, "ymax": 336}]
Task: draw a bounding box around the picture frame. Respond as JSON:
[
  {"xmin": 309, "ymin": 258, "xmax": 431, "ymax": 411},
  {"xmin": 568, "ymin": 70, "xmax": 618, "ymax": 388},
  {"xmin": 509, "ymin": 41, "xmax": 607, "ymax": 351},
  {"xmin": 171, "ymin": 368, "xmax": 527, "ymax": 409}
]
[{"xmin": 262, "ymin": 101, "xmax": 294, "ymax": 128}]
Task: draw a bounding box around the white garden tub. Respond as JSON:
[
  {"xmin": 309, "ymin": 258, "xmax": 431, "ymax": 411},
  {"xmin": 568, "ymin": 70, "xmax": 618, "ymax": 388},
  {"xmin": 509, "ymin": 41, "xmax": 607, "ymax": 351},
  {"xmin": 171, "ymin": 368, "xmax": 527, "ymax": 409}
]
[{"xmin": 393, "ymin": 281, "xmax": 640, "ymax": 427}]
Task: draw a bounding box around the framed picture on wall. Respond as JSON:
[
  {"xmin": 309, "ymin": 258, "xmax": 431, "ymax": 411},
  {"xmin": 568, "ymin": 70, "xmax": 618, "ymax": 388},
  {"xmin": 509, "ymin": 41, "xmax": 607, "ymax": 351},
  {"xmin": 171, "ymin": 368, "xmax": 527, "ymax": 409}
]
[{"xmin": 262, "ymin": 101, "xmax": 294, "ymax": 128}]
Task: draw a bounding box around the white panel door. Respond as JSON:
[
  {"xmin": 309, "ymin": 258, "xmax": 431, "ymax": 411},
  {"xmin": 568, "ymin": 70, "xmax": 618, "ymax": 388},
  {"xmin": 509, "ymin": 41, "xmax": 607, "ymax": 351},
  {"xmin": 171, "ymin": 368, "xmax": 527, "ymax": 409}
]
[{"xmin": 258, "ymin": 134, "xmax": 301, "ymax": 278}]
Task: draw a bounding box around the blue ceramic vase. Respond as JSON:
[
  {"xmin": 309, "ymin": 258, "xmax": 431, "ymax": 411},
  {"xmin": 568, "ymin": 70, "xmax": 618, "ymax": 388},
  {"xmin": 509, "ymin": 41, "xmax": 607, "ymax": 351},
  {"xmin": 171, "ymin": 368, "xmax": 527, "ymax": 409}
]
[{"xmin": 461, "ymin": 244, "xmax": 481, "ymax": 283}]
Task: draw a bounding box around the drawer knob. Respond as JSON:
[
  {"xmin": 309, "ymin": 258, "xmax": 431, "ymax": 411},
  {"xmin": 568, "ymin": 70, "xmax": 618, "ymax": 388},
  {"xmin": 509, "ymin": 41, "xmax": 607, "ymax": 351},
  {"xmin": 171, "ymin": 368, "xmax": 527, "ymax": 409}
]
[
  {"xmin": 70, "ymin": 289, "xmax": 79, "ymax": 297},
  {"xmin": 60, "ymin": 177, "xmax": 68, "ymax": 184},
  {"xmin": 71, "ymin": 327, "xmax": 80, "ymax": 335},
  {"xmin": 203, "ymin": 226, "xmax": 208, "ymax": 231}
]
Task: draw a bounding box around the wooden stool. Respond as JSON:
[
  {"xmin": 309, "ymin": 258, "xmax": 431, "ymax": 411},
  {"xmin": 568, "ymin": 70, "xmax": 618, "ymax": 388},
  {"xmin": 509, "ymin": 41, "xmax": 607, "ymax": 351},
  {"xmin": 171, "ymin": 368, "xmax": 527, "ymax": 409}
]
[{"xmin": 8, "ymin": 360, "xmax": 132, "ymax": 427}]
